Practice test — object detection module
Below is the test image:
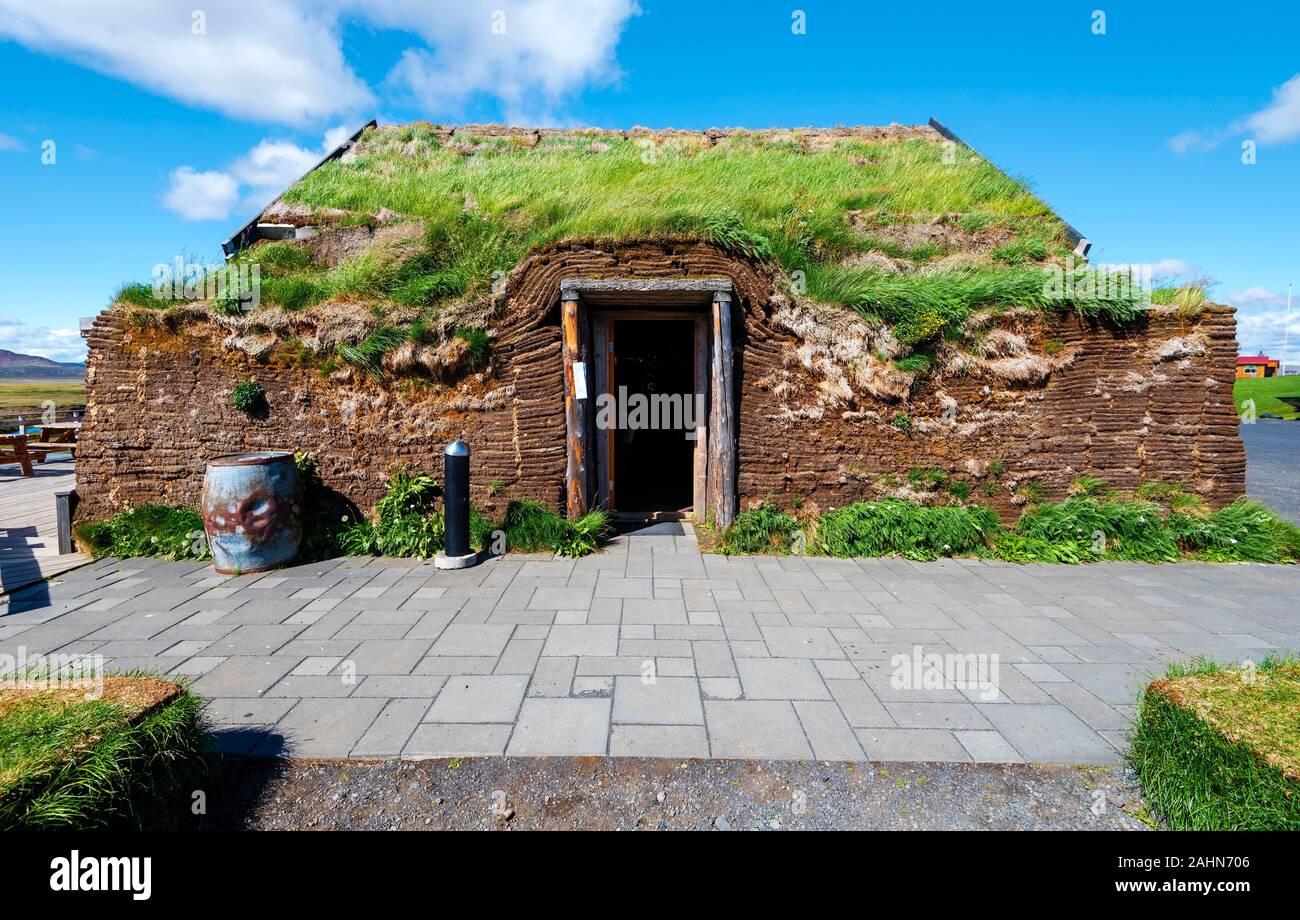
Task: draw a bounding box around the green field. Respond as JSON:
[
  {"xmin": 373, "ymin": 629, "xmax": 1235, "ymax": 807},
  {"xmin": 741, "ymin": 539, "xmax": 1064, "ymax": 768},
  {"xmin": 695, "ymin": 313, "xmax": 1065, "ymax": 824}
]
[
  {"xmin": 0, "ymin": 380, "xmax": 86, "ymax": 410},
  {"xmin": 1234, "ymin": 375, "xmax": 1300, "ymax": 420}
]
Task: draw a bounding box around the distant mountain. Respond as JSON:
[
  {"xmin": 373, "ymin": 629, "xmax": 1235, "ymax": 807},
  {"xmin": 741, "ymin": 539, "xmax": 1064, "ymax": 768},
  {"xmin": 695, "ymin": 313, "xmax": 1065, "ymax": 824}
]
[
  {"xmin": 0, "ymin": 348, "xmax": 83, "ymax": 369},
  {"xmin": 0, "ymin": 349, "xmax": 85, "ymax": 378}
]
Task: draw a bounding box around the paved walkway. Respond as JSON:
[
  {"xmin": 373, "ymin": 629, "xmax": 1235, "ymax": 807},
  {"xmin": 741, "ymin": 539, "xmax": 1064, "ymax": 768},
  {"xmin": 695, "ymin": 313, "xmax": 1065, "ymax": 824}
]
[
  {"xmin": 0, "ymin": 457, "xmax": 88, "ymax": 594},
  {"xmin": 2, "ymin": 526, "xmax": 1296, "ymax": 764}
]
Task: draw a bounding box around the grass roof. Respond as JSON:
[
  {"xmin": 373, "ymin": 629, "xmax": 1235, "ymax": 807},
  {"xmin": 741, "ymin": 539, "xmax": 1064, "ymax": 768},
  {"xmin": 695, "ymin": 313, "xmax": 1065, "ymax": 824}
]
[{"xmin": 117, "ymin": 122, "xmax": 1154, "ymax": 375}]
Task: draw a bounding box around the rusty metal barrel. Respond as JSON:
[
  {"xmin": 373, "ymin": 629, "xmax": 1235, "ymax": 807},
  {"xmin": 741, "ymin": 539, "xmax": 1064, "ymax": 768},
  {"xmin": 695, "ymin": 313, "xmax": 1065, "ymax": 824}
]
[{"xmin": 201, "ymin": 450, "xmax": 303, "ymax": 574}]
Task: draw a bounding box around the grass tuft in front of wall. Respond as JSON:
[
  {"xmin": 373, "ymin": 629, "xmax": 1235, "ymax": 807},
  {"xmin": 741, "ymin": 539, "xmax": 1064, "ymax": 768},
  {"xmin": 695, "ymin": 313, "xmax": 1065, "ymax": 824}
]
[
  {"xmin": 75, "ymin": 506, "xmax": 209, "ymax": 561},
  {"xmin": 711, "ymin": 490, "xmax": 1300, "ymax": 565}
]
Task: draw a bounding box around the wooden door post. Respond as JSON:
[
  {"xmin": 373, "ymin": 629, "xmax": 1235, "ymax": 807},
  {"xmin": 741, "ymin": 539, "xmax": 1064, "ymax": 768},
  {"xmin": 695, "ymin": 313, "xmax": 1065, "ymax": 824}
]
[
  {"xmin": 710, "ymin": 291, "xmax": 736, "ymax": 528},
  {"xmin": 561, "ymin": 292, "xmax": 589, "ymax": 519}
]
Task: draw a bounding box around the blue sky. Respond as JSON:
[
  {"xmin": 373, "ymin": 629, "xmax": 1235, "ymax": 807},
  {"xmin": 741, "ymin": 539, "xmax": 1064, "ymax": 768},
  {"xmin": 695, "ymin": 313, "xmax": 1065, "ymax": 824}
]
[{"xmin": 1, "ymin": 0, "xmax": 1297, "ymax": 363}]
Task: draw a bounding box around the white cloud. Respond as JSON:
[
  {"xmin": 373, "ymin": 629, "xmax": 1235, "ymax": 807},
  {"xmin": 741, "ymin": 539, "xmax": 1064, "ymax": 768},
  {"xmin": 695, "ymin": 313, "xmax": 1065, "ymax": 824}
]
[
  {"xmin": 1228, "ymin": 285, "xmax": 1292, "ymax": 310},
  {"xmin": 0, "ymin": 132, "xmax": 24, "ymax": 153},
  {"xmin": 161, "ymin": 127, "xmax": 348, "ymax": 221},
  {"xmin": 1244, "ymin": 73, "xmax": 1300, "ymax": 144},
  {"xmin": 0, "ymin": 1, "xmax": 640, "ymax": 127},
  {"xmin": 376, "ymin": 0, "xmax": 640, "ymax": 121},
  {"xmin": 0, "ymin": 316, "xmax": 86, "ymax": 363},
  {"xmin": 0, "ymin": 1, "xmax": 374, "ymax": 127},
  {"xmin": 1228, "ymin": 286, "xmax": 1300, "ymax": 366},
  {"xmin": 228, "ymin": 139, "xmax": 322, "ymax": 190},
  {"xmin": 1169, "ymin": 72, "xmax": 1300, "ymax": 153},
  {"xmin": 162, "ymin": 167, "xmax": 240, "ymax": 221},
  {"xmin": 1149, "ymin": 258, "xmax": 1197, "ymax": 278},
  {"xmin": 1094, "ymin": 258, "xmax": 1199, "ymax": 281}
]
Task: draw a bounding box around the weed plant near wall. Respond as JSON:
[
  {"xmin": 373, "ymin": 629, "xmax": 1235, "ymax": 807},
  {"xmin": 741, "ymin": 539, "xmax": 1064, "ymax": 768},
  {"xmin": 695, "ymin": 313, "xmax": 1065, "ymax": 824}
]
[
  {"xmin": 716, "ymin": 489, "xmax": 1300, "ymax": 564},
  {"xmin": 76, "ymin": 505, "xmax": 209, "ymax": 561}
]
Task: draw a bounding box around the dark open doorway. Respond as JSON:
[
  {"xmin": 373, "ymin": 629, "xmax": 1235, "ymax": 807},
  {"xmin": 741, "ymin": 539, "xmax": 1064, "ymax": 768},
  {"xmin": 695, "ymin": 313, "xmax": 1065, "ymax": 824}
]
[{"xmin": 610, "ymin": 319, "xmax": 697, "ymax": 514}]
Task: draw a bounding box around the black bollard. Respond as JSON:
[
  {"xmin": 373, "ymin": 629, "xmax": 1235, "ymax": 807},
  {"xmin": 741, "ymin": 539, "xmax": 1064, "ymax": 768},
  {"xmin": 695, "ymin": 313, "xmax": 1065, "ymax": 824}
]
[{"xmin": 436, "ymin": 437, "xmax": 477, "ymax": 569}]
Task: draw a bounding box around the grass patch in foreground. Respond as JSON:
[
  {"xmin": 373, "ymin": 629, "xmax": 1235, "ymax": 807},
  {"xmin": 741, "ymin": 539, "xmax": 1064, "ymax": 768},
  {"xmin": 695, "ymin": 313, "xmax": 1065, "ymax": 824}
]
[
  {"xmin": 1129, "ymin": 657, "xmax": 1300, "ymax": 830},
  {"xmin": 0, "ymin": 676, "xmax": 208, "ymax": 829},
  {"xmin": 1234, "ymin": 374, "xmax": 1300, "ymax": 420}
]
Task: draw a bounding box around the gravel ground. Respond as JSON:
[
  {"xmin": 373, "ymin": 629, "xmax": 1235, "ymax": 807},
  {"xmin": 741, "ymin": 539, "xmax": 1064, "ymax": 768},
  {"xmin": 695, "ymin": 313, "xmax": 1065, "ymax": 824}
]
[{"xmin": 164, "ymin": 756, "xmax": 1157, "ymax": 831}]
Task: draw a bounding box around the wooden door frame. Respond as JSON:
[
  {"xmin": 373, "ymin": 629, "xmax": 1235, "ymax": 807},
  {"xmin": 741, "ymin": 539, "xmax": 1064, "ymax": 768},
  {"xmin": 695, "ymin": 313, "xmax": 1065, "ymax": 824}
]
[{"xmin": 559, "ymin": 279, "xmax": 736, "ymax": 527}]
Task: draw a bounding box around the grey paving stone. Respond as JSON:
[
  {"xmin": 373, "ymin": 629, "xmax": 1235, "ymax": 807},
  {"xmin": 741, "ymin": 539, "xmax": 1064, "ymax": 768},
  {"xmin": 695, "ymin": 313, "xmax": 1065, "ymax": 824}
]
[
  {"xmin": 168, "ymin": 655, "xmax": 227, "ymax": 678},
  {"xmin": 575, "ymin": 655, "xmax": 648, "ymax": 676},
  {"xmin": 610, "ymin": 724, "xmax": 710, "ymax": 758},
  {"xmin": 494, "ymin": 638, "xmax": 545, "ymax": 674},
  {"xmin": 979, "ymin": 703, "xmax": 1119, "ymax": 764},
  {"xmin": 506, "ymin": 698, "xmax": 610, "ymax": 756},
  {"xmin": 793, "ymin": 700, "xmax": 865, "ymax": 760},
  {"xmin": 954, "ymin": 730, "xmax": 1025, "ymax": 763},
  {"xmin": 594, "ymin": 577, "xmax": 654, "ymax": 598},
  {"xmin": 572, "ymin": 675, "xmax": 614, "ymax": 696},
  {"xmin": 542, "ymin": 624, "xmax": 619, "ymax": 657},
  {"xmin": 1014, "ymin": 662, "xmax": 1071, "ymax": 683},
  {"xmin": 656, "ymin": 657, "xmax": 696, "ymax": 677},
  {"xmin": 210, "ymin": 725, "xmax": 272, "ymax": 756},
  {"xmin": 856, "ymin": 728, "xmax": 970, "ymax": 762},
  {"xmin": 413, "ymin": 655, "xmax": 497, "ymax": 676},
  {"xmin": 291, "ymin": 656, "xmax": 343, "ymax": 676},
  {"xmin": 1043, "ymin": 682, "xmax": 1131, "ymax": 731},
  {"xmin": 345, "ymin": 639, "xmax": 431, "ymax": 675},
  {"xmin": 1054, "ymin": 661, "xmax": 1154, "ymax": 704},
  {"xmin": 353, "ymin": 699, "xmax": 431, "ymax": 756},
  {"xmin": 191, "ymin": 655, "xmax": 300, "ymax": 697},
  {"xmin": 693, "ymin": 641, "xmax": 737, "ymax": 678},
  {"xmin": 622, "ymin": 598, "xmax": 688, "ymax": 624},
  {"xmin": 203, "ymin": 697, "xmax": 298, "ymax": 725},
  {"xmin": 354, "ymin": 674, "xmax": 448, "ymax": 697},
  {"xmin": 612, "ymin": 676, "xmax": 704, "ymax": 725},
  {"xmin": 425, "ymin": 675, "xmax": 528, "ymax": 723},
  {"xmin": 267, "ymin": 674, "xmax": 360, "ymax": 697},
  {"xmin": 761, "ymin": 625, "xmax": 846, "ymax": 659},
  {"xmin": 813, "ymin": 658, "xmax": 861, "ymax": 681},
  {"xmin": 736, "ymin": 658, "xmax": 830, "ymax": 700},
  {"xmin": 404, "ymin": 723, "xmax": 512, "ymax": 758},
  {"xmin": 705, "ymin": 700, "xmax": 813, "ymax": 759},
  {"xmin": 529, "ymin": 586, "xmax": 594, "ymax": 610},
  {"xmin": 203, "ymin": 624, "xmax": 303, "ymax": 656},
  {"xmin": 262, "ymin": 698, "xmax": 385, "ymax": 758},
  {"xmin": 700, "ymin": 677, "xmax": 742, "ymax": 699},
  {"xmin": 527, "ymin": 655, "xmax": 576, "ymax": 697},
  {"xmin": 883, "ymin": 701, "xmax": 993, "ymax": 730},
  {"xmin": 429, "ymin": 624, "xmax": 515, "ymax": 657}
]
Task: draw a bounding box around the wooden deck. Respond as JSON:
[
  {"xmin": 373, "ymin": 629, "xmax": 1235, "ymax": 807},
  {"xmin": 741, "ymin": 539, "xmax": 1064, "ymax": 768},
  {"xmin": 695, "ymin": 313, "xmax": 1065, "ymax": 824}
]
[{"xmin": 0, "ymin": 455, "xmax": 88, "ymax": 594}]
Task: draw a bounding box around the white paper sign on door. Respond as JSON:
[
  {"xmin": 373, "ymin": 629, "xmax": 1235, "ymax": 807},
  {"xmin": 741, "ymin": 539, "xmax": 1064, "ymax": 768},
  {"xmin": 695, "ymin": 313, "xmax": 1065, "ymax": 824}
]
[{"xmin": 572, "ymin": 361, "xmax": 588, "ymax": 400}]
